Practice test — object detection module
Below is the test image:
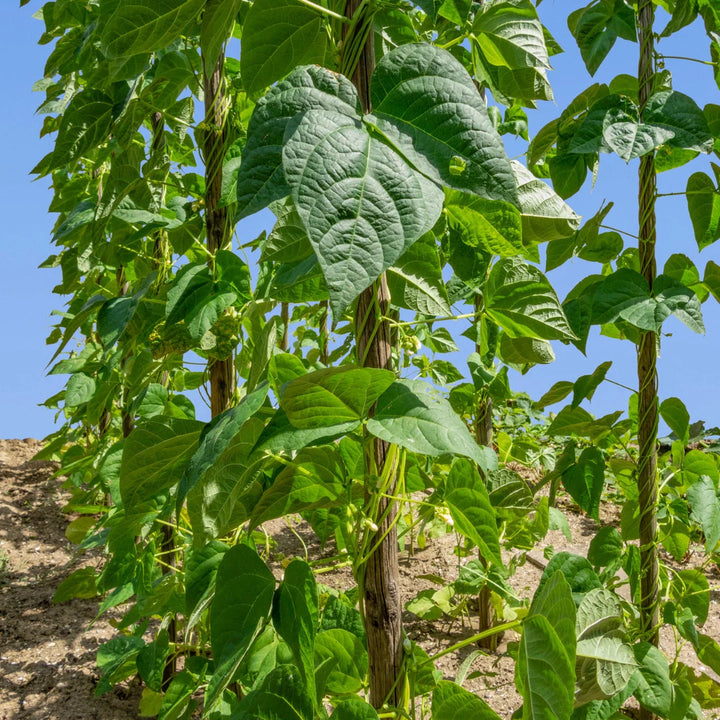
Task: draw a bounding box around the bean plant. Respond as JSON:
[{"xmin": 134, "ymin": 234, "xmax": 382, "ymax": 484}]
[{"xmin": 27, "ymin": 0, "xmax": 720, "ymax": 719}]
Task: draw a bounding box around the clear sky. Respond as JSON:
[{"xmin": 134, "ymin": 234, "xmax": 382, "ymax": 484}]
[{"xmin": 2, "ymin": 1, "xmax": 719, "ymax": 439}]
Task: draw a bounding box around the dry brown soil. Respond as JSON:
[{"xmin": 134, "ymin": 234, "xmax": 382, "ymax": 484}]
[{"xmin": 1, "ymin": 439, "xmax": 719, "ymax": 719}]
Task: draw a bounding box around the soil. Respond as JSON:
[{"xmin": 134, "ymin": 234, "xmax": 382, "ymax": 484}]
[{"xmin": 1, "ymin": 439, "xmax": 719, "ymax": 719}]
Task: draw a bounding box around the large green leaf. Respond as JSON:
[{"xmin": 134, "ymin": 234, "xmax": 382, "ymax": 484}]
[
  {"xmin": 185, "ymin": 540, "xmax": 227, "ymax": 618},
  {"xmin": 367, "ymin": 379, "xmax": 497, "ymax": 471},
  {"xmin": 567, "ymin": 0, "xmax": 636, "ymax": 76},
  {"xmin": 207, "ymin": 545, "xmax": 275, "ymax": 711},
  {"xmin": 592, "ymin": 270, "xmax": 704, "ymax": 333},
  {"xmin": 687, "ymin": 476, "xmax": 720, "ymax": 553},
  {"xmin": 236, "ymin": 66, "xmax": 360, "ymax": 219},
  {"xmin": 283, "ymin": 110, "xmax": 444, "ymax": 316},
  {"xmin": 100, "ymin": 0, "xmax": 205, "ymax": 59},
  {"xmin": 329, "ymin": 699, "xmax": 380, "ymax": 720},
  {"xmin": 273, "ymin": 560, "xmax": 318, "ymax": 702},
  {"xmin": 387, "ymin": 233, "xmax": 451, "ymax": 316},
  {"xmin": 240, "ymin": 0, "xmax": 327, "ymax": 96},
  {"xmin": 485, "ymin": 258, "xmax": 577, "ymax": 341},
  {"xmin": 575, "ymin": 588, "xmax": 637, "ymax": 704},
  {"xmin": 472, "ymin": 0, "xmax": 550, "ymax": 71},
  {"xmin": 235, "ymin": 665, "xmax": 314, "ymax": 720},
  {"xmin": 50, "ymin": 91, "xmax": 114, "ymax": 170},
  {"xmin": 179, "ymin": 383, "xmax": 269, "ymax": 511},
  {"xmin": 250, "ymin": 447, "xmax": 347, "ymax": 527},
  {"xmin": 445, "ymin": 458, "xmax": 502, "ymax": 565},
  {"xmin": 687, "ymin": 171, "xmax": 720, "ymax": 250},
  {"xmin": 314, "ymin": 629, "xmax": 368, "ymax": 695},
  {"xmin": 516, "ymin": 614, "xmax": 575, "ymax": 720},
  {"xmin": 431, "ymin": 680, "xmax": 503, "ymax": 720},
  {"xmin": 632, "ymin": 642, "xmax": 672, "ymax": 717},
  {"xmin": 280, "ymin": 367, "xmax": 395, "ymax": 431},
  {"xmin": 186, "ymin": 418, "xmax": 266, "ymax": 546},
  {"xmin": 560, "ymin": 446, "xmax": 606, "ymax": 521},
  {"xmin": 645, "ymin": 91, "xmax": 714, "ymax": 153},
  {"xmin": 371, "ymin": 43, "xmax": 518, "ymax": 205},
  {"xmin": 119, "ymin": 417, "xmax": 203, "ymax": 511},
  {"xmin": 529, "ymin": 571, "xmax": 576, "ymax": 655},
  {"xmin": 200, "ymin": 0, "xmax": 243, "ymax": 71},
  {"xmin": 511, "ymin": 162, "xmax": 580, "ymax": 245},
  {"xmin": 444, "ymin": 190, "xmax": 523, "ymax": 257}
]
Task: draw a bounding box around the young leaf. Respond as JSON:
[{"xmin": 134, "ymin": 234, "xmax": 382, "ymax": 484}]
[
  {"xmin": 119, "ymin": 417, "xmax": 203, "ymax": 512},
  {"xmin": 207, "ymin": 545, "xmax": 275, "ymax": 711},
  {"xmin": 240, "ymin": 0, "xmax": 327, "ymax": 96},
  {"xmin": 100, "ymin": 0, "xmax": 205, "ymax": 59},
  {"xmin": 445, "ymin": 458, "xmax": 502, "ymax": 565},
  {"xmin": 431, "ymin": 680, "xmax": 503, "ymax": 720},
  {"xmin": 485, "ymin": 258, "xmax": 577, "ymax": 341},
  {"xmin": 444, "ymin": 190, "xmax": 523, "ymax": 257},
  {"xmin": 511, "ymin": 162, "xmax": 580, "ymax": 244},
  {"xmin": 273, "ymin": 559, "xmax": 318, "ymax": 702},
  {"xmin": 687, "ymin": 476, "xmax": 720, "ymax": 553},
  {"xmin": 387, "ymin": 233, "xmax": 451, "ymax": 316},
  {"xmin": 659, "ymin": 397, "xmax": 690, "ymax": 443}
]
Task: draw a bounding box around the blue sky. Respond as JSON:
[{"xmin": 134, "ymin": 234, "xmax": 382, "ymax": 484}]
[{"xmin": 1, "ymin": 1, "xmax": 719, "ymax": 439}]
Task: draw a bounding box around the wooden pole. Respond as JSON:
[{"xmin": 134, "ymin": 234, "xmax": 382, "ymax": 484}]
[
  {"xmin": 344, "ymin": 2, "xmax": 403, "ymax": 707},
  {"xmin": 636, "ymin": 10, "xmax": 660, "ymax": 718}
]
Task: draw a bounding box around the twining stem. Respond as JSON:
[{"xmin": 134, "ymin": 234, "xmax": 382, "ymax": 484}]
[
  {"xmin": 204, "ymin": 53, "xmax": 235, "ymax": 415},
  {"xmin": 636, "ymin": 0, "xmax": 661, "ymax": 684},
  {"xmin": 344, "ymin": 1, "xmax": 403, "ymax": 707}
]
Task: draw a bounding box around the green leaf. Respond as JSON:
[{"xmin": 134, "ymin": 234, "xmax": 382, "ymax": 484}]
[
  {"xmin": 387, "ymin": 233, "xmax": 451, "ymax": 316},
  {"xmin": 529, "ymin": 570, "xmax": 577, "ymax": 655},
  {"xmin": 670, "ymin": 569, "xmax": 710, "ymax": 625},
  {"xmin": 236, "ymin": 66, "xmax": 360, "ymax": 220},
  {"xmin": 561, "ymin": 446, "xmax": 605, "ymax": 521},
  {"xmin": 178, "ymin": 383, "xmax": 269, "ymax": 510},
  {"xmin": 587, "ymin": 526, "xmax": 623, "ymax": 568},
  {"xmin": 66, "ymin": 372, "xmax": 97, "ymax": 406},
  {"xmin": 367, "ymin": 379, "xmax": 497, "ymax": 471},
  {"xmin": 549, "ymin": 153, "xmax": 587, "ymax": 199},
  {"xmin": 445, "ymin": 190, "xmax": 524, "ymax": 257},
  {"xmin": 251, "ymin": 447, "xmax": 346, "ymax": 527},
  {"xmin": 645, "ymin": 91, "xmax": 714, "ymax": 154},
  {"xmin": 431, "ymin": 680, "xmax": 503, "ymax": 720},
  {"xmin": 96, "ymin": 636, "xmax": 145, "ymax": 695},
  {"xmin": 101, "ymin": 0, "xmax": 205, "ymax": 59},
  {"xmin": 632, "ymin": 642, "xmax": 672, "ymax": 717},
  {"xmin": 273, "ymin": 560, "xmax": 318, "ymax": 701},
  {"xmin": 137, "ymin": 630, "xmax": 170, "ymax": 692},
  {"xmin": 49, "ymin": 91, "xmax": 114, "ymax": 170},
  {"xmin": 660, "ymin": 397, "xmax": 690, "ymax": 443},
  {"xmin": 235, "ymin": 665, "xmax": 314, "ymax": 720},
  {"xmin": 573, "ymin": 362, "xmax": 612, "ymax": 408},
  {"xmin": 240, "ymin": 0, "xmax": 327, "ymax": 96},
  {"xmin": 511, "ymin": 162, "xmax": 580, "ymax": 244},
  {"xmin": 201, "ymin": 0, "xmax": 242, "ymax": 72},
  {"xmin": 120, "ymin": 417, "xmax": 203, "ymax": 512},
  {"xmin": 687, "ymin": 477, "xmax": 720, "ymax": 553},
  {"xmin": 280, "ymin": 367, "xmax": 395, "ymax": 431},
  {"xmin": 371, "ymin": 43, "xmax": 518, "ymax": 205},
  {"xmin": 207, "ymin": 545, "xmax": 276, "ymax": 711},
  {"xmin": 185, "ymin": 541, "xmax": 227, "ymax": 618},
  {"xmin": 262, "ymin": 200, "xmax": 314, "ymax": 265},
  {"xmin": 568, "ymin": 0, "xmax": 636, "ymax": 76},
  {"xmin": 687, "ymin": 172, "xmax": 720, "ymax": 250},
  {"xmin": 53, "ymin": 567, "xmax": 98, "ymax": 602},
  {"xmin": 498, "ymin": 335, "xmax": 555, "ymax": 367},
  {"xmin": 516, "ymin": 614, "xmax": 575, "ymax": 720},
  {"xmin": 314, "ymin": 629, "xmax": 368, "ymax": 695},
  {"xmin": 540, "ymin": 552, "xmax": 602, "ymax": 598},
  {"xmin": 485, "ymin": 258, "xmax": 577, "ymax": 341},
  {"xmin": 576, "ymin": 634, "xmax": 637, "ymax": 701},
  {"xmin": 445, "ymin": 458, "xmax": 502, "ymax": 565},
  {"xmin": 283, "ymin": 110, "xmax": 443, "ymax": 316},
  {"xmin": 472, "ymin": 1, "xmax": 551, "ymax": 71},
  {"xmin": 329, "ymin": 698, "xmax": 380, "ymax": 720}
]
